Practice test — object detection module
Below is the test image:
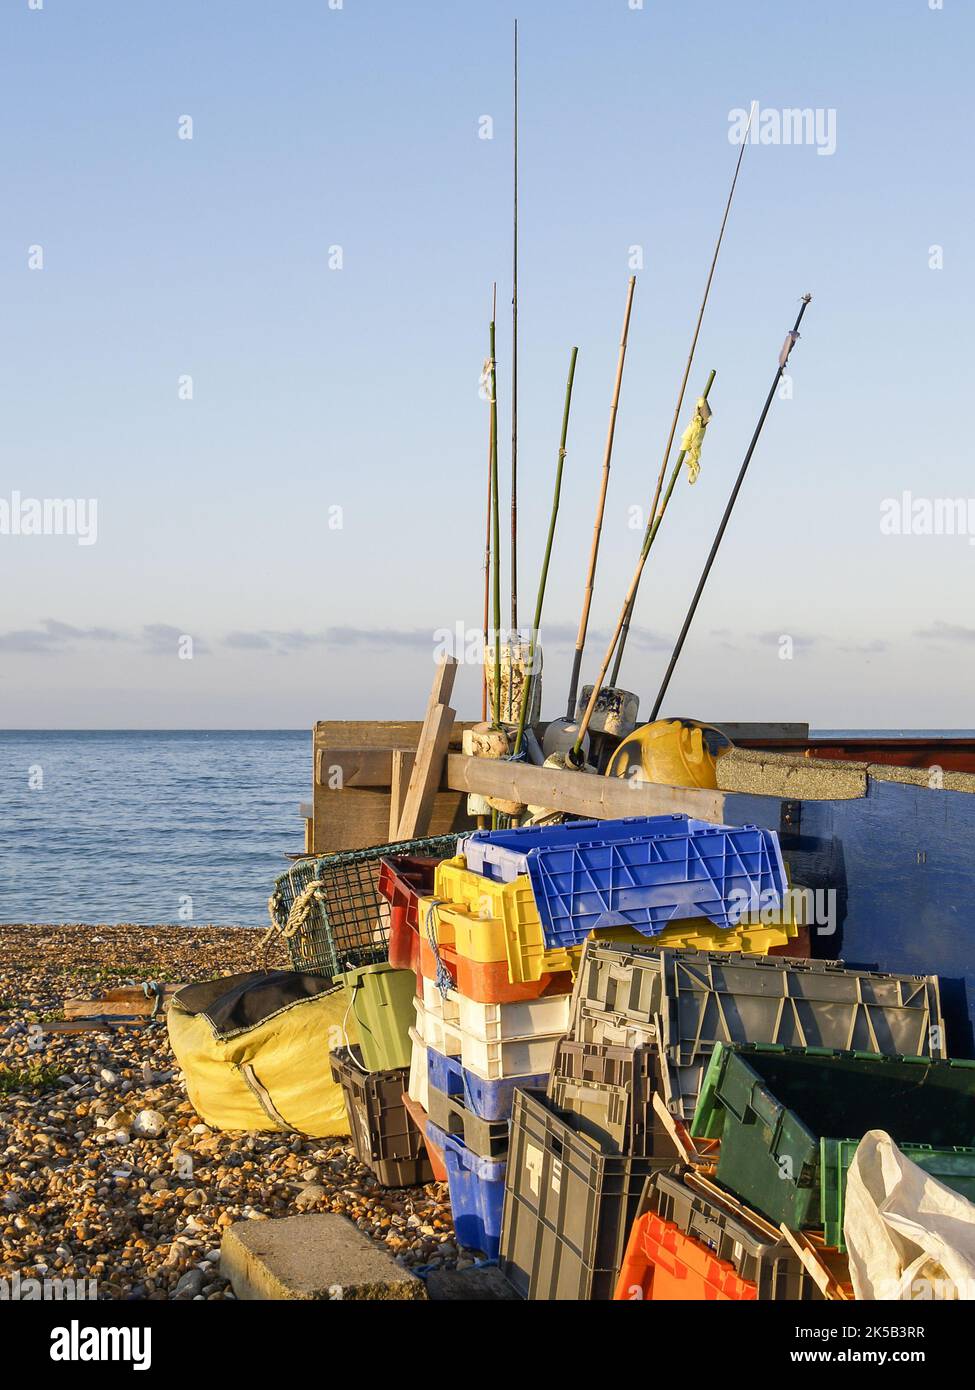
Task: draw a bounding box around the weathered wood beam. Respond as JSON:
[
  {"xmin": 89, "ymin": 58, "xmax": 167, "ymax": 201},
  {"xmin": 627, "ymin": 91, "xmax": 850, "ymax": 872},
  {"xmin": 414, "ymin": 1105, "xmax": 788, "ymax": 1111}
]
[{"xmin": 445, "ymin": 752, "xmax": 725, "ymax": 822}]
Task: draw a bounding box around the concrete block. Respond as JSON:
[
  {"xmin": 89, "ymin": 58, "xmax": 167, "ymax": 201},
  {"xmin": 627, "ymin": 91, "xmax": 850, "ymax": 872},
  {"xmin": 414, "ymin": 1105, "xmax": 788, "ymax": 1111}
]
[{"xmin": 221, "ymin": 1214, "xmax": 427, "ymax": 1301}]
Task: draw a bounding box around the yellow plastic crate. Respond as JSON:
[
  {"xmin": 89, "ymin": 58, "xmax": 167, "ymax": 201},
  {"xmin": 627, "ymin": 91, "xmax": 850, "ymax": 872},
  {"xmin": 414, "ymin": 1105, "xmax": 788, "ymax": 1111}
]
[{"xmin": 431, "ymin": 857, "xmax": 799, "ymax": 981}]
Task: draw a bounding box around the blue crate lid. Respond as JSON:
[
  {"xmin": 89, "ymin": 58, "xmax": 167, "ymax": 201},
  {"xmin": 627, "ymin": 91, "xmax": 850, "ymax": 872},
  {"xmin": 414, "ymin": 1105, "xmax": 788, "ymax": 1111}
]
[
  {"xmin": 461, "ymin": 814, "xmax": 703, "ymax": 883},
  {"xmin": 525, "ymin": 823, "xmax": 787, "ymax": 945}
]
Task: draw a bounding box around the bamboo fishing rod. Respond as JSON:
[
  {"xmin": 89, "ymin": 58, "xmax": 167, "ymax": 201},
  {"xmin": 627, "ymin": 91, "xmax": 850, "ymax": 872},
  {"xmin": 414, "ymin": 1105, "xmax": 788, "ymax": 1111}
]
[
  {"xmin": 649, "ymin": 294, "xmax": 813, "ymax": 721},
  {"xmin": 571, "ymin": 370, "xmax": 716, "ymax": 760},
  {"xmin": 510, "ymin": 17, "xmax": 520, "ymax": 636},
  {"xmin": 564, "ymin": 274, "xmax": 637, "ymax": 720},
  {"xmin": 512, "ymin": 346, "xmax": 579, "ymax": 759},
  {"xmin": 610, "ymin": 102, "xmax": 757, "ymax": 687}
]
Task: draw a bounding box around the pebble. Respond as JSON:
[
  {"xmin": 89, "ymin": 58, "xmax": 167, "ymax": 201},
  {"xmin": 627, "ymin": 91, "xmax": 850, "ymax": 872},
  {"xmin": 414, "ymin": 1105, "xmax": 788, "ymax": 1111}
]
[
  {"xmin": 132, "ymin": 1110, "xmax": 166, "ymax": 1138},
  {"xmin": 0, "ymin": 922, "xmax": 457, "ymax": 1302}
]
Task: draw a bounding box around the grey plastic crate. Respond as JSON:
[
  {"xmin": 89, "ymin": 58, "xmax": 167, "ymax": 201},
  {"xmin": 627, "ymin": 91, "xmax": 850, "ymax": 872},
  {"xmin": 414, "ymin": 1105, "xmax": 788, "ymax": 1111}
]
[
  {"xmin": 427, "ymin": 1082, "xmax": 510, "ymax": 1160},
  {"xmin": 654, "ymin": 949, "xmax": 945, "ymax": 1122},
  {"xmin": 566, "ymin": 942, "xmax": 946, "ymax": 1123},
  {"xmin": 499, "ymin": 1087, "xmax": 666, "ymax": 1301}
]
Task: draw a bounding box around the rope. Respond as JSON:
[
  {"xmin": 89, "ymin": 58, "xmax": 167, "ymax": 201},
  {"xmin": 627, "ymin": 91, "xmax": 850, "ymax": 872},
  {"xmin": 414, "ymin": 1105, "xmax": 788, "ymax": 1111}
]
[
  {"xmin": 423, "ymin": 899, "xmax": 453, "ymax": 998},
  {"xmin": 680, "ymin": 395, "xmax": 713, "ymax": 485}
]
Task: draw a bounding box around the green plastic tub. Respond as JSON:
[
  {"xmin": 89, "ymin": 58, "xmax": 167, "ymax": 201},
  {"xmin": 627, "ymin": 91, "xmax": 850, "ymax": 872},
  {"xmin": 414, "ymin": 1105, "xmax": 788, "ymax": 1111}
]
[
  {"xmin": 819, "ymin": 1138, "xmax": 975, "ymax": 1251},
  {"xmin": 339, "ymin": 962, "xmax": 416, "ymax": 1071},
  {"xmin": 691, "ymin": 1043, "xmax": 975, "ymax": 1232}
]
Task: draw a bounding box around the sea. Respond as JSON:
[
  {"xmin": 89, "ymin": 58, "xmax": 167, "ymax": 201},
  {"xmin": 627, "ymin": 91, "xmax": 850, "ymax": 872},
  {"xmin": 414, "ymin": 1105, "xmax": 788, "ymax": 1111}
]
[{"xmin": 0, "ymin": 728, "xmax": 972, "ymax": 927}]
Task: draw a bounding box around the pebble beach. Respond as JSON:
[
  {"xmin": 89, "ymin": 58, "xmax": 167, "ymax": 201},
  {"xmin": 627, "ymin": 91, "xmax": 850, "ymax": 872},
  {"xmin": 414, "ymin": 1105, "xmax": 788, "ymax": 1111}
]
[{"xmin": 0, "ymin": 924, "xmax": 457, "ymax": 1301}]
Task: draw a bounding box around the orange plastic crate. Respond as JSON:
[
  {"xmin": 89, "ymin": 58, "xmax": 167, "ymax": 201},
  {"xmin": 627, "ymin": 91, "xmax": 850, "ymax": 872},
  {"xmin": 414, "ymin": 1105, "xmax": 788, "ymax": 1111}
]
[
  {"xmin": 614, "ymin": 1212, "xmax": 757, "ymax": 1301},
  {"xmin": 417, "ymin": 935, "xmax": 573, "ymax": 1004}
]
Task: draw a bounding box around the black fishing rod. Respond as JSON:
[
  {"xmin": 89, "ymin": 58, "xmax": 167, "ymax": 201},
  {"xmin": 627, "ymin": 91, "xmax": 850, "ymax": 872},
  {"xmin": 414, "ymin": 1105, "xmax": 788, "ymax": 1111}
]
[{"xmin": 648, "ymin": 294, "xmax": 813, "ymax": 721}]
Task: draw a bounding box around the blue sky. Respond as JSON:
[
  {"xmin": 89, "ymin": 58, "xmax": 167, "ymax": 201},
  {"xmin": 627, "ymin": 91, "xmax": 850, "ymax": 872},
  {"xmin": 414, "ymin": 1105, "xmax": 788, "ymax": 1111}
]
[{"xmin": 1, "ymin": 0, "xmax": 972, "ymax": 729}]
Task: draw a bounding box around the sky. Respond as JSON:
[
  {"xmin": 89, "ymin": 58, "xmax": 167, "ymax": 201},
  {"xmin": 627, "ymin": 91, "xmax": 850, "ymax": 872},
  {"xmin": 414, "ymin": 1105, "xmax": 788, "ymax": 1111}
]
[{"xmin": 1, "ymin": 0, "xmax": 972, "ymax": 729}]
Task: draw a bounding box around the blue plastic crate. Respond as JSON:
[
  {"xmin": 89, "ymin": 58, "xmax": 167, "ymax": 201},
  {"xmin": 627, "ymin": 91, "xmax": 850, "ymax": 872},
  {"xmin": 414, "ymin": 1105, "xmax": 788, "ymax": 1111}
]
[
  {"xmin": 426, "ymin": 1119, "xmax": 506, "ymax": 1258},
  {"xmin": 426, "ymin": 1046, "xmax": 548, "ymax": 1123},
  {"xmin": 461, "ymin": 815, "xmax": 702, "ymax": 883},
  {"xmin": 527, "ymin": 824, "xmax": 787, "ymax": 945}
]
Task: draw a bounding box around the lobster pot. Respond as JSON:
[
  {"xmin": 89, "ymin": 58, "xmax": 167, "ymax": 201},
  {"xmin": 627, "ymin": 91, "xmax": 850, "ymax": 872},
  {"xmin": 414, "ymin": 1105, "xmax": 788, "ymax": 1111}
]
[{"xmin": 268, "ymin": 834, "xmax": 461, "ymax": 976}]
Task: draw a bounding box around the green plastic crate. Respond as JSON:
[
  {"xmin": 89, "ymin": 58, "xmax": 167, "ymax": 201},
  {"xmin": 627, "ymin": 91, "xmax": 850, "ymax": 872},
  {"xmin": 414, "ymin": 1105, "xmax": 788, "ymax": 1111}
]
[
  {"xmin": 691, "ymin": 1043, "xmax": 975, "ymax": 1231},
  {"xmin": 339, "ymin": 961, "xmax": 416, "ymax": 1072},
  {"xmin": 820, "ymin": 1138, "xmax": 975, "ymax": 1251}
]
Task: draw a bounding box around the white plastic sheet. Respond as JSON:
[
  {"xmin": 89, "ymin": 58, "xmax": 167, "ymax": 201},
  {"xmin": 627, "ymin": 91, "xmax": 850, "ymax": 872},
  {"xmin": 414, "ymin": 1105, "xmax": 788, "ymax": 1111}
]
[{"xmin": 845, "ymin": 1129, "xmax": 975, "ymax": 1300}]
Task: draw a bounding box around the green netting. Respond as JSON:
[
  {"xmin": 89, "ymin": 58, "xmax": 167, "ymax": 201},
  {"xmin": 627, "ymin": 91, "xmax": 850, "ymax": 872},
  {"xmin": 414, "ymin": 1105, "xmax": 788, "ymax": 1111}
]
[{"xmin": 268, "ymin": 833, "xmax": 461, "ymax": 978}]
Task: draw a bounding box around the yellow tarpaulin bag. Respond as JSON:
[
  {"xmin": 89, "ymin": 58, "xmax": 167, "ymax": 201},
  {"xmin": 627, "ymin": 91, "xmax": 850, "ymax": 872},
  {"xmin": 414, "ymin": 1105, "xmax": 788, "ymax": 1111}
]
[{"xmin": 167, "ymin": 970, "xmax": 358, "ymax": 1137}]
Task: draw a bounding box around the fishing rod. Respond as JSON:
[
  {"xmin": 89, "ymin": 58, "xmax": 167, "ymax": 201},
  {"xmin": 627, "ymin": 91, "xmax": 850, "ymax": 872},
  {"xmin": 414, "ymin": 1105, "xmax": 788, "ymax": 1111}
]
[
  {"xmin": 510, "ymin": 17, "xmax": 520, "ymax": 636},
  {"xmin": 571, "ymin": 370, "xmax": 716, "ymax": 762},
  {"xmin": 611, "ymin": 101, "xmax": 757, "ymax": 686},
  {"xmin": 512, "ymin": 346, "xmax": 579, "ymax": 759},
  {"xmin": 489, "ymin": 300, "xmax": 502, "ymax": 729},
  {"xmin": 481, "ymin": 285, "xmax": 498, "ymax": 722},
  {"xmin": 564, "ymin": 274, "xmax": 637, "ymax": 719},
  {"xmin": 648, "ymin": 294, "xmax": 813, "ymax": 722}
]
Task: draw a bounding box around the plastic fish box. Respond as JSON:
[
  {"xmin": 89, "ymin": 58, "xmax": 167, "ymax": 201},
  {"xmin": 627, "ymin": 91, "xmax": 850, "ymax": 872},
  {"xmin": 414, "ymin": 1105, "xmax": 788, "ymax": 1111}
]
[
  {"xmin": 499, "ymin": 1087, "xmax": 665, "ymax": 1301},
  {"xmin": 426, "ymin": 1119, "xmax": 506, "ymax": 1258},
  {"xmin": 615, "ymin": 1167, "xmax": 822, "ymax": 1300},
  {"xmin": 407, "ymin": 1026, "xmax": 431, "ymax": 1113},
  {"xmin": 402, "ymin": 1089, "xmax": 447, "ymax": 1183},
  {"xmin": 655, "ymin": 951, "xmax": 947, "ymax": 1123},
  {"xmin": 547, "ymin": 1038, "xmax": 677, "ymax": 1159},
  {"xmin": 820, "ymin": 1137, "xmax": 975, "ymax": 1252},
  {"xmin": 526, "ymin": 824, "xmax": 788, "ymax": 945},
  {"xmin": 568, "ymin": 942, "xmax": 946, "ymax": 1118},
  {"xmin": 328, "ymin": 1045, "xmax": 434, "ymax": 1188},
  {"xmin": 692, "ymin": 1043, "xmax": 975, "ymax": 1230},
  {"xmin": 461, "ymin": 815, "xmax": 700, "ymax": 883},
  {"xmin": 615, "ymin": 1212, "xmax": 757, "ymax": 1301},
  {"xmin": 338, "ymin": 961, "xmax": 416, "ymax": 1072},
  {"xmin": 437, "ymin": 1014, "xmax": 564, "ymax": 1082},
  {"xmin": 426, "ymin": 1046, "xmax": 548, "ymax": 1123},
  {"xmin": 378, "ymin": 853, "xmax": 444, "ymax": 973},
  {"xmin": 417, "ymin": 930, "xmax": 575, "ymax": 1005},
  {"xmin": 427, "ymin": 1082, "xmax": 510, "ymax": 1160}
]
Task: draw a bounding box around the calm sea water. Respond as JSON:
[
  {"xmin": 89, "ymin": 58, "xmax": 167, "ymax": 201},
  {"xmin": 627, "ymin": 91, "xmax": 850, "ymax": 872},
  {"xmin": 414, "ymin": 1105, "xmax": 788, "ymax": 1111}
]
[
  {"xmin": 0, "ymin": 731, "xmax": 308, "ymax": 926},
  {"xmin": 1, "ymin": 728, "xmax": 972, "ymax": 927}
]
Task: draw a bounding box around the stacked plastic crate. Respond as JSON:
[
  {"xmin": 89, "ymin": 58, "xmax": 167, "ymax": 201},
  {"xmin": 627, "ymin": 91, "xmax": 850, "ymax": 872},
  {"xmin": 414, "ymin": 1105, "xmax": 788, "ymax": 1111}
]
[
  {"xmin": 499, "ymin": 937, "xmax": 954, "ymax": 1299},
  {"xmin": 316, "ymin": 839, "xmax": 460, "ymax": 1190},
  {"xmin": 406, "ymin": 814, "xmax": 792, "ymax": 1262}
]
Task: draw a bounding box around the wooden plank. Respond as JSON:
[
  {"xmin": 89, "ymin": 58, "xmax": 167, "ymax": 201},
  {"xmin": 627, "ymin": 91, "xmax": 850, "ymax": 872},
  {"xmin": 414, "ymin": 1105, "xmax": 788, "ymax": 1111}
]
[
  {"xmin": 316, "ymin": 747, "xmax": 397, "ymax": 788},
  {"xmin": 446, "ymin": 752, "xmax": 726, "ymax": 822},
  {"xmin": 394, "ymin": 658, "xmax": 459, "ymax": 840},
  {"xmin": 396, "ymin": 703, "xmax": 456, "ymax": 839},
  {"xmin": 389, "ymin": 748, "xmax": 416, "ymax": 838},
  {"xmin": 64, "ymin": 985, "xmax": 181, "ymax": 1019},
  {"xmin": 311, "ymin": 713, "xmax": 475, "ymax": 856}
]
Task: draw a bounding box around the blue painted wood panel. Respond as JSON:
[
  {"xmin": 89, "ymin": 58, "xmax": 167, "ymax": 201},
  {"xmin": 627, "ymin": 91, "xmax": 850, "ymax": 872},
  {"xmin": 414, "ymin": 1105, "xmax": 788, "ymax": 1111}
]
[{"xmin": 724, "ymin": 780, "xmax": 975, "ymax": 1057}]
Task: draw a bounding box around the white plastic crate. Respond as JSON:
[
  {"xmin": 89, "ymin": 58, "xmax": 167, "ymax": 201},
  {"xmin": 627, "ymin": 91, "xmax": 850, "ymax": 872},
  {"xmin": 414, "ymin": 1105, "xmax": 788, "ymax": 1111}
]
[
  {"xmin": 407, "ymin": 1027, "xmax": 430, "ymax": 1113},
  {"xmin": 413, "ymin": 996, "xmax": 462, "ymax": 1058},
  {"xmin": 438, "ymin": 1016, "xmax": 563, "ymax": 1081},
  {"xmin": 419, "ymin": 975, "xmax": 461, "ymax": 1025},
  {"xmin": 456, "ymin": 991, "xmax": 571, "ymax": 1043}
]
